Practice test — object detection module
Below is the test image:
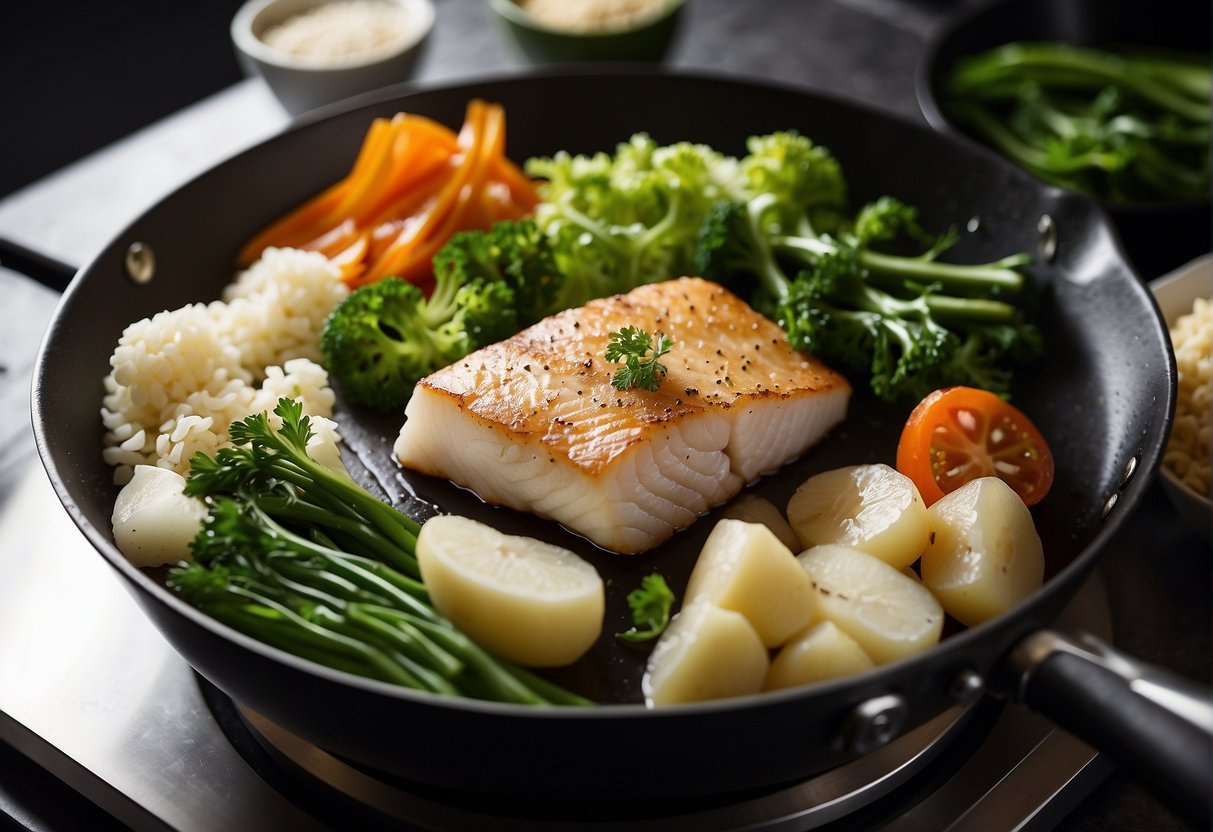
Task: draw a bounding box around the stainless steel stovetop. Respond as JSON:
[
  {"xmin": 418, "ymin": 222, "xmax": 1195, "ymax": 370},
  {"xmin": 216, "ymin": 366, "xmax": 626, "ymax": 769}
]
[{"xmin": 0, "ymin": 460, "xmax": 1113, "ymax": 831}]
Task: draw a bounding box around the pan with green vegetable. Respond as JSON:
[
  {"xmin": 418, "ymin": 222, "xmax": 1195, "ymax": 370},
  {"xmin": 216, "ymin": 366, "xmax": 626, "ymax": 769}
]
[
  {"xmin": 917, "ymin": 0, "xmax": 1211, "ymax": 278},
  {"xmin": 30, "ymin": 68, "xmax": 1211, "ymax": 824}
]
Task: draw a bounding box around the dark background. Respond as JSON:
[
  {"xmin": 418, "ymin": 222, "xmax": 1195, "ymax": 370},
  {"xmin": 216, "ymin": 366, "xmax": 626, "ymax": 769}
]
[{"xmin": 0, "ymin": 1, "xmax": 247, "ymax": 198}]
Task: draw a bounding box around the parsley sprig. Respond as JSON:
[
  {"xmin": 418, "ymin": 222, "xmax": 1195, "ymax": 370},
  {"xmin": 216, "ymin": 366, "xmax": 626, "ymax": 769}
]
[
  {"xmin": 605, "ymin": 326, "xmax": 673, "ymax": 392},
  {"xmin": 616, "ymin": 573, "xmax": 675, "ymax": 644}
]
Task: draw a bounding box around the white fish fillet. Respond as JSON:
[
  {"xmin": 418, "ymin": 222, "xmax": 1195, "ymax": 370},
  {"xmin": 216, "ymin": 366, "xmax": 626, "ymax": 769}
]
[{"xmin": 395, "ymin": 277, "xmax": 850, "ymax": 553}]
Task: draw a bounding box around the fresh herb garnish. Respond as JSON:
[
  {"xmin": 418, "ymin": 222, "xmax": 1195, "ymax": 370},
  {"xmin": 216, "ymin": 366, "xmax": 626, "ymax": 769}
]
[
  {"xmin": 616, "ymin": 573, "xmax": 675, "ymax": 644},
  {"xmin": 605, "ymin": 326, "xmax": 673, "ymax": 392}
]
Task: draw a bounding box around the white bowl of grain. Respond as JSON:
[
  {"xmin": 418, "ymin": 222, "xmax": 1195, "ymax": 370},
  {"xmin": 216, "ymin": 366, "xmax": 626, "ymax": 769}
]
[
  {"xmin": 1151, "ymin": 253, "xmax": 1213, "ymax": 540},
  {"xmin": 232, "ymin": 0, "xmax": 434, "ymax": 115}
]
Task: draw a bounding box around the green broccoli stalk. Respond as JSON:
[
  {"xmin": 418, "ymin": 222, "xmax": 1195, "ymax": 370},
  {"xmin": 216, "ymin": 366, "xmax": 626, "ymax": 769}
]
[
  {"xmin": 695, "ymin": 197, "xmax": 1040, "ymax": 402},
  {"xmin": 320, "ymin": 219, "xmax": 559, "ymax": 412}
]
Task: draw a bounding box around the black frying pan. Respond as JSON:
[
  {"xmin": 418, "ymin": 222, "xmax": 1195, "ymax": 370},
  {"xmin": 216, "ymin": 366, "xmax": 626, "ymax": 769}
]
[{"xmin": 30, "ymin": 68, "xmax": 1211, "ymax": 824}]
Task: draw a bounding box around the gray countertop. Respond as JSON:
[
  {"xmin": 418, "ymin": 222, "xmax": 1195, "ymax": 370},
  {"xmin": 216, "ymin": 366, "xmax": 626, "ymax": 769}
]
[{"xmin": 0, "ymin": 0, "xmax": 1207, "ymax": 829}]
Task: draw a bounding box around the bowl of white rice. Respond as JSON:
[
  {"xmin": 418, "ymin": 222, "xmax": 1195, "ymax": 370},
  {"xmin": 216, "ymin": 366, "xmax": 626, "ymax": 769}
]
[{"xmin": 1151, "ymin": 254, "xmax": 1212, "ymax": 540}]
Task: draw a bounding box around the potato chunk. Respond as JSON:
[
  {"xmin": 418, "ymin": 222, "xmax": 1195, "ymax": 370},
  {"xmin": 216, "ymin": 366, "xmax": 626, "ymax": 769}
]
[
  {"xmin": 720, "ymin": 495, "xmax": 802, "ymax": 553},
  {"xmin": 797, "ymin": 544, "xmax": 943, "ymax": 664},
  {"xmin": 643, "ymin": 601, "xmax": 769, "ymax": 706},
  {"xmin": 765, "ymin": 620, "xmax": 874, "ymax": 690},
  {"xmin": 112, "ymin": 465, "xmax": 207, "ymax": 567},
  {"xmin": 416, "ymin": 515, "xmax": 604, "ymax": 667},
  {"xmin": 683, "ymin": 519, "xmax": 815, "ymax": 647},
  {"xmin": 787, "ymin": 464, "xmax": 930, "ymax": 569},
  {"xmin": 922, "ymin": 477, "xmax": 1044, "ymax": 627}
]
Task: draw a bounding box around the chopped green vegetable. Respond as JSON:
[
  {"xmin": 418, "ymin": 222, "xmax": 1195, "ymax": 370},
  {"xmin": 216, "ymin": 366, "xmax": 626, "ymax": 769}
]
[
  {"xmin": 945, "ymin": 42, "xmax": 1211, "ymax": 202},
  {"xmin": 605, "ymin": 326, "xmax": 673, "ymax": 392},
  {"xmin": 172, "ymin": 397, "xmax": 591, "ymax": 706},
  {"xmin": 616, "ymin": 573, "xmax": 675, "ymax": 644},
  {"xmin": 319, "ymin": 219, "xmax": 560, "ymax": 411},
  {"xmin": 525, "ymin": 132, "xmax": 841, "ymax": 310},
  {"xmin": 695, "ymin": 194, "xmax": 1039, "ymax": 402}
]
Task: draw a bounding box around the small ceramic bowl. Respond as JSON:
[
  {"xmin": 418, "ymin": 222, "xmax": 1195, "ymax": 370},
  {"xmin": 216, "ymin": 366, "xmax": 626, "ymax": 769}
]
[
  {"xmin": 488, "ymin": 0, "xmax": 685, "ymax": 64},
  {"xmin": 1151, "ymin": 254, "xmax": 1213, "ymax": 540},
  {"xmin": 231, "ymin": 0, "xmax": 435, "ymax": 116}
]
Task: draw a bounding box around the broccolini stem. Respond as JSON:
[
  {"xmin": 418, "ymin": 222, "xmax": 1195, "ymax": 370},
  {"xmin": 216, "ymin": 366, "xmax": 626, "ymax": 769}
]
[
  {"xmin": 922, "ymin": 294, "xmax": 1024, "ymax": 324},
  {"xmin": 340, "ymin": 605, "xmax": 465, "ymax": 687},
  {"xmin": 363, "ymin": 607, "xmax": 560, "ymax": 706},
  {"xmin": 950, "ymin": 43, "xmax": 1211, "ymax": 123},
  {"xmin": 213, "ymin": 589, "xmax": 423, "ymax": 688},
  {"xmin": 257, "ymin": 494, "xmax": 417, "ymax": 573},
  {"xmin": 860, "ymin": 248, "xmax": 1028, "ymax": 295},
  {"xmin": 774, "ymin": 235, "xmax": 1027, "ymax": 296}
]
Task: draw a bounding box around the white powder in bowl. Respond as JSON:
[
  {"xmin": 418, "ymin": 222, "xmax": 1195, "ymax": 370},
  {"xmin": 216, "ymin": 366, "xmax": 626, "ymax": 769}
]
[
  {"xmin": 519, "ymin": 0, "xmax": 671, "ymax": 33},
  {"xmin": 261, "ymin": 1, "xmax": 422, "ymax": 64}
]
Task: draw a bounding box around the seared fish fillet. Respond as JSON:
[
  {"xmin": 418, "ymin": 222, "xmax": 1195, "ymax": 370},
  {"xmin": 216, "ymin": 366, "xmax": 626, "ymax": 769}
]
[{"xmin": 395, "ymin": 277, "xmax": 850, "ymax": 553}]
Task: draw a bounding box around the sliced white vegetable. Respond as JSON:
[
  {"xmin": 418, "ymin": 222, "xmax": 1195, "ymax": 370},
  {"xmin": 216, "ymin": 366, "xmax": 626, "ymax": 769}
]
[
  {"xmin": 683, "ymin": 519, "xmax": 815, "ymax": 647},
  {"xmin": 416, "ymin": 514, "xmax": 604, "ymax": 667},
  {"xmin": 922, "ymin": 476, "xmax": 1045, "ymax": 627},
  {"xmin": 642, "ymin": 600, "xmax": 769, "ymax": 706},
  {"xmin": 765, "ymin": 620, "xmax": 874, "ymax": 690},
  {"xmin": 112, "ymin": 465, "xmax": 208, "ymax": 567},
  {"xmin": 720, "ymin": 495, "xmax": 802, "ymax": 553},
  {"xmin": 786, "ymin": 464, "xmax": 930, "ymax": 569},
  {"xmin": 797, "ymin": 544, "xmax": 944, "ymax": 664}
]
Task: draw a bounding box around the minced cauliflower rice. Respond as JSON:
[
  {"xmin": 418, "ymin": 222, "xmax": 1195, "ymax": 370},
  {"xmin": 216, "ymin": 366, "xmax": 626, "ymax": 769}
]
[
  {"xmin": 101, "ymin": 247, "xmax": 349, "ymax": 485},
  {"xmin": 1164, "ymin": 296, "xmax": 1211, "ymax": 498}
]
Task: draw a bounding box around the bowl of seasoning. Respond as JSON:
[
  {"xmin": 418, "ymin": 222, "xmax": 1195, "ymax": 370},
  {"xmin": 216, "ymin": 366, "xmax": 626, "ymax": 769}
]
[
  {"xmin": 488, "ymin": 0, "xmax": 685, "ymax": 64},
  {"xmin": 917, "ymin": 0, "xmax": 1211, "ymax": 278},
  {"xmin": 232, "ymin": 0, "xmax": 435, "ymax": 116}
]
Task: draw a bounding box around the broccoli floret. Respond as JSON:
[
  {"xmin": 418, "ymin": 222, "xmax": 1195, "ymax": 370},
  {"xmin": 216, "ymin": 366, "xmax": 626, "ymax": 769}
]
[
  {"xmin": 432, "ymin": 219, "xmax": 562, "ymax": 323},
  {"xmin": 741, "ymin": 131, "xmax": 848, "ymax": 234},
  {"xmin": 320, "ymin": 277, "xmax": 487, "ymax": 412},
  {"xmin": 321, "ymin": 220, "xmax": 561, "ymax": 412},
  {"xmin": 694, "ymin": 196, "xmax": 794, "ymax": 309},
  {"xmin": 694, "ymin": 193, "xmax": 1041, "ymax": 402}
]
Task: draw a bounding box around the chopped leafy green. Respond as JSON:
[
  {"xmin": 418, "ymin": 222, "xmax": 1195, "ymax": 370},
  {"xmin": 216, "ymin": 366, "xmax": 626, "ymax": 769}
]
[
  {"xmin": 173, "ymin": 397, "xmax": 591, "ymax": 706},
  {"xmin": 616, "ymin": 573, "xmax": 675, "ymax": 644},
  {"xmin": 946, "ymin": 42, "xmax": 1211, "ymax": 202},
  {"xmin": 605, "ymin": 326, "xmax": 673, "ymax": 392}
]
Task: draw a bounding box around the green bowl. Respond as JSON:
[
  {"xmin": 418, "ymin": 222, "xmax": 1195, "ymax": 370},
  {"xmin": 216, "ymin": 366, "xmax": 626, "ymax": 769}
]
[{"xmin": 488, "ymin": 0, "xmax": 686, "ymax": 63}]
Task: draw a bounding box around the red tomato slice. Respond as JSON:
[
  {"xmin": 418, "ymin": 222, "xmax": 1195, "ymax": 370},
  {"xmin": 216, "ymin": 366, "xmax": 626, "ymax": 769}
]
[{"xmin": 896, "ymin": 386, "xmax": 1055, "ymax": 507}]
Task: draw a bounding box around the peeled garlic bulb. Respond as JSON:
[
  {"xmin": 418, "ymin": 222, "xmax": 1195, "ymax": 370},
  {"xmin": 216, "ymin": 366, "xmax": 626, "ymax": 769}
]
[
  {"xmin": 720, "ymin": 495, "xmax": 802, "ymax": 553},
  {"xmin": 643, "ymin": 601, "xmax": 769, "ymax": 706},
  {"xmin": 797, "ymin": 544, "xmax": 943, "ymax": 664},
  {"xmin": 922, "ymin": 477, "xmax": 1044, "ymax": 627},
  {"xmin": 112, "ymin": 465, "xmax": 208, "ymax": 567},
  {"xmin": 787, "ymin": 464, "xmax": 930, "ymax": 569},
  {"xmin": 683, "ymin": 519, "xmax": 815, "ymax": 647},
  {"xmin": 765, "ymin": 620, "xmax": 874, "ymax": 690},
  {"xmin": 416, "ymin": 515, "xmax": 604, "ymax": 667}
]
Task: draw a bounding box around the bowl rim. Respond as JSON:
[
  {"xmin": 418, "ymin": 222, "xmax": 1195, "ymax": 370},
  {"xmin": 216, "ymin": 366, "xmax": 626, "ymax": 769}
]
[
  {"xmin": 487, "ymin": 0, "xmax": 684, "ymax": 40},
  {"xmin": 1150, "ymin": 253, "xmax": 1213, "ymax": 514},
  {"xmin": 231, "ymin": 0, "xmax": 435, "ymax": 72}
]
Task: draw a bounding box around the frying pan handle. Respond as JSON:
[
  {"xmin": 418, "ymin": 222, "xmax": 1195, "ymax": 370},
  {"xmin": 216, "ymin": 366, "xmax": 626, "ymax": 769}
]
[
  {"xmin": 0, "ymin": 236, "xmax": 77, "ymax": 292},
  {"xmin": 1010, "ymin": 630, "xmax": 1213, "ymax": 828}
]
